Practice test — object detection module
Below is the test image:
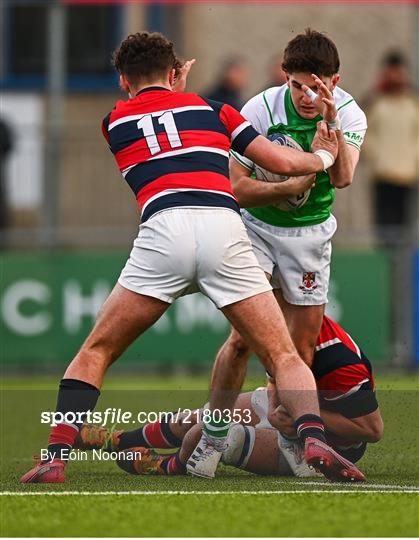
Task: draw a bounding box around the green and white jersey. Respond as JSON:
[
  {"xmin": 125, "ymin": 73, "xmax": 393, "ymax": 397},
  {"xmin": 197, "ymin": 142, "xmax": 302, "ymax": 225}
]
[{"xmin": 231, "ymin": 84, "xmax": 367, "ymax": 227}]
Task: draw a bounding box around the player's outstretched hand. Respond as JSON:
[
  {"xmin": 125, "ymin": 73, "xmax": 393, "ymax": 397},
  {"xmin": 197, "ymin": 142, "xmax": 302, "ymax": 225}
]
[
  {"xmin": 312, "ymin": 121, "xmax": 338, "ymax": 160},
  {"xmin": 302, "ymin": 74, "xmax": 337, "ymax": 123},
  {"xmin": 281, "ymin": 174, "xmax": 316, "ymax": 197},
  {"xmin": 268, "ymin": 405, "xmax": 297, "ymax": 438},
  {"xmin": 172, "ymin": 59, "xmax": 196, "ymax": 93}
]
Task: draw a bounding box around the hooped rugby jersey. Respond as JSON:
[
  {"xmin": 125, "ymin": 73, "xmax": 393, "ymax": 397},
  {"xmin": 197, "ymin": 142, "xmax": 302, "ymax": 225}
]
[
  {"xmin": 312, "ymin": 315, "xmax": 378, "ymax": 459},
  {"xmin": 102, "ymin": 87, "xmax": 259, "ymax": 222}
]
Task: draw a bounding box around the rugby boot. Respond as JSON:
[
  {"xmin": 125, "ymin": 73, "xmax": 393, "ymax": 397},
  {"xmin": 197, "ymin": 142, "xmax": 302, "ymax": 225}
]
[
  {"xmin": 74, "ymin": 424, "xmax": 123, "ymax": 451},
  {"xmin": 186, "ymin": 432, "xmax": 226, "ymax": 478},
  {"xmin": 278, "ymin": 433, "xmax": 321, "ymax": 478},
  {"xmin": 304, "ymin": 436, "xmax": 366, "ymax": 482},
  {"xmin": 116, "ymin": 447, "xmax": 166, "ymax": 475},
  {"xmin": 20, "ymin": 458, "xmax": 65, "ymax": 484}
]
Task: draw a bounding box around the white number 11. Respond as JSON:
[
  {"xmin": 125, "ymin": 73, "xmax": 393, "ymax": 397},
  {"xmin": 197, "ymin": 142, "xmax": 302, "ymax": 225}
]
[{"xmin": 137, "ymin": 111, "xmax": 182, "ymax": 156}]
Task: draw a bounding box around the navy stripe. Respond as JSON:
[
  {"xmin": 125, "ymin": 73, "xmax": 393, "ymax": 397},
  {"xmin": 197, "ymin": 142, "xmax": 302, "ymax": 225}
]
[
  {"xmin": 312, "ymin": 344, "xmax": 371, "ymax": 380},
  {"xmin": 141, "ymin": 191, "xmax": 240, "ymax": 223},
  {"xmin": 109, "ymin": 109, "xmax": 229, "ymax": 154},
  {"xmin": 125, "ymin": 152, "xmax": 229, "ymax": 194},
  {"xmin": 232, "ymin": 125, "xmax": 259, "ymax": 155},
  {"xmin": 236, "ymin": 426, "xmax": 251, "ymax": 468}
]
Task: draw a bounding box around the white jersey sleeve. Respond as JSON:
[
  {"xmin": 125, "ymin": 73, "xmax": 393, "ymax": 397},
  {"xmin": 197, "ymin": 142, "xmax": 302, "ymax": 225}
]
[{"xmin": 338, "ymin": 97, "xmax": 368, "ymax": 151}]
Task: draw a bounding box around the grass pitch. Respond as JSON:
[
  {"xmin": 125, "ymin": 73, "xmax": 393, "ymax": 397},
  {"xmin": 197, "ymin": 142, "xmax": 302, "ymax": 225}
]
[{"xmin": 1, "ymin": 374, "xmax": 418, "ymax": 537}]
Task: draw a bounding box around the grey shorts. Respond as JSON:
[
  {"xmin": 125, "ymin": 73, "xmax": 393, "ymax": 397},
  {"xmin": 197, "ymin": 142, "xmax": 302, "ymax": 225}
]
[{"xmin": 242, "ymin": 211, "xmax": 337, "ymax": 306}]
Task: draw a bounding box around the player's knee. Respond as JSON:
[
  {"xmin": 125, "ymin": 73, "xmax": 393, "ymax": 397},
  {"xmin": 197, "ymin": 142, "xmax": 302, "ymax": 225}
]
[
  {"xmin": 221, "ymin": 424, "xmax": 255, "ymax": 468},
  {"xmin": 368, "ymin": 417, "xmax": 384, "ymax": 443},
  {"xmin": 228, "ymin": 329, "xmax": 251, "ymax": 360},
  {"xmin": 267, "ymin": 351, "xmax": 300, "ymax": 376}
]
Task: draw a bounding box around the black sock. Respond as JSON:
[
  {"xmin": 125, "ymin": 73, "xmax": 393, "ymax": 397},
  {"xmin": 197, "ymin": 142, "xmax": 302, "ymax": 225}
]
[
  {"xmin": 294, "ymin": 414, "xmax": 326, "ymax": 443},
  {"xmin": 160, "ymin": 453, "xmax": 187, "ymax": 475},
  {"xmin": 119, "ymin": 419, "xmax": 182, "ymax": 450},
  {"xmin": 46, "ymin": 378, "xmax": 100, "ymax": 462}
]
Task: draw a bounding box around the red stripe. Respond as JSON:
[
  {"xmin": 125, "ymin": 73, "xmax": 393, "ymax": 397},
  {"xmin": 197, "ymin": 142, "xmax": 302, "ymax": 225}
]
[
  {"xmin": 318, "ymin": 315, "xmax": 360, "ymax": 356},
  {"xmin": 48, "ymin": 424, "xmax": 78, "ymax": 446},
  {"xmin": 115, "ymin": 130, "xmax": 230, "ymax": 172},
  {"xmin": 298, "ymin": 422, "xmax": 325, "ymax": 431},
  {"xmin": 143, "ymin": 421, "xmax": 171, "ymax": 449},
  {"xmin": 220, "ymin": 104, "xmax": 247, "ymax": 136},
  {"xmin": 317, "ymin": 364, "xmax": 371, "ymax": 396},
  {"xmin": 109, "ymin": 92, "xmax": 210, "ymax": 124},
  {"xmin": 137, "ymin": 171, "xmax": 235, "ymax": 207}
]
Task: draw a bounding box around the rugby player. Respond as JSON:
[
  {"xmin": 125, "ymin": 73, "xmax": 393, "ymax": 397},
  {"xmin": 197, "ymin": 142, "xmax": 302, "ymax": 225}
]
[
  {"xmin": 21, "ymin": 32, "xmax": 364, "ymax": 484},
  {"xmin": 205, "ymin": 31, "xmax": 368, "ymax": 472},
  {"xmin": 75, "ymin": 316, "xmax": 383, "ymax": 478}
]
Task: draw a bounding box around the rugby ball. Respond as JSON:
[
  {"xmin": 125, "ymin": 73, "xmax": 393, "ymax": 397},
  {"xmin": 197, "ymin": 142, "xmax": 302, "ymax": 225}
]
[{"xmin": 253, "ymin": 133, "xmax": 312, "ymax": 212}]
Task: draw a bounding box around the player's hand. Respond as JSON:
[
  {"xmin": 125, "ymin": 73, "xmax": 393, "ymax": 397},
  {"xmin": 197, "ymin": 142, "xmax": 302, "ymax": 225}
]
[
  {"xmin": 172, "ymin": 59, "xmax": 196, "ymax": 93},
  {"xmin": 280, "ymin": 174, "xmax": 316, "ymax": 197},
  {"xmin": 311, "ymin": 121, "xmax": 338, "ymax": 160},
  {"xmin": 302, "ymin": 74, "xmax": 337, "ymax": 123},
  {"xmin": 269, "ymin": 405, "xmax": 297, "ymax": 438}
]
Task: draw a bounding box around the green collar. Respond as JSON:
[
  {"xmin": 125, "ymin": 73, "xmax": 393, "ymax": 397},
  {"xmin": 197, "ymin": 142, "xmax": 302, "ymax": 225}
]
[{"xmin": 284, "ymin": 87, "xmax": 321, "ymax": 130}]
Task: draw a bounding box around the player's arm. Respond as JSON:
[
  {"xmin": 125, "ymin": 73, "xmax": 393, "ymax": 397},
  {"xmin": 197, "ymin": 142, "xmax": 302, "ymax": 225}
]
[
  {"xmin": 219, "ymin": 103, "xmax": 338, "ymax": 177},
  {"xmin": 319, "ymin": 407, "xmax": 384, "ymax": 443},
  {"xmin": 327, "ymin": 132, "xmax": 360, "ymax": 189},
  {"xmin": 305, "ymin": 75, "xmax": 361, "ymax": 188},
  {"xmin": 230, "ymin": 156, "xmax": 316, "ymax": 208},
  {"xmin": 244, "ymin": 122, "xmax": 337, "ymax": 177}
]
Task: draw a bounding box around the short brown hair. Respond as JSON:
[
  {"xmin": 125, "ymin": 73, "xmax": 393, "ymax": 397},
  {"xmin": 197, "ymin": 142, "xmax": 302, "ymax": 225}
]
[
  {"xmin": 282, "ymin": 28, "xmax": 340, "ymax": 76},
  {"xmin": 112, "ymin": 32, "xmax": 177, "ymax": 84}
]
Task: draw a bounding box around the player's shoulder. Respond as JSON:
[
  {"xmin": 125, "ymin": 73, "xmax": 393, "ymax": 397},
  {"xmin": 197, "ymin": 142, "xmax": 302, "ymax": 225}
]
[
  {"xmin": 334, "ymin": 86, "xmax": 367, "ymax": 128},
  {"xmin": 241, "ymin": 84, "xmax": 287, "ymax": 132}
]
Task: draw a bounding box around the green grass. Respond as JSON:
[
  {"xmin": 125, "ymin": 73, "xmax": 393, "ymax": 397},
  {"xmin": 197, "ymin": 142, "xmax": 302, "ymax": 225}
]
[{"xmin": 1, "ymin": 375, "xmax": 418, "ymax": 537}]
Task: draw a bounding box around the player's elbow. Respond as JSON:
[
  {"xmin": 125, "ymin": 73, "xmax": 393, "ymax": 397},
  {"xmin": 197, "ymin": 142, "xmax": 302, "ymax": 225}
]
[
  {"xmin": 364, "ymin": 416, "xmax": 384, "ymax": 443},
  {"xmin": 333, "ymin": 178, "xmax": 353, "ymax": 189}
]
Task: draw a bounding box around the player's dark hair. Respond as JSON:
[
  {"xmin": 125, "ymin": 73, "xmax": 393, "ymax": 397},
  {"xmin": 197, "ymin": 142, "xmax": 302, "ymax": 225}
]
[
  {"xmin": 112, "ymin": 32, "xmax": 178, "ymax": 84},
  {"xmin": 282, "ymin": 28, "xmax": 340, "ymax": 76}
]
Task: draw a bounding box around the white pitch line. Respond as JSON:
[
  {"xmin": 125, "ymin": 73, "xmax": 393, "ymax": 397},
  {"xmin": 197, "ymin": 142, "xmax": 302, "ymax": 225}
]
[
  {"xmin": 299, "ymin": 481, "xmax": 419, "ymax": 491},
  {"xmin": 1, "ymin": 490, "xmax": 418, "ymax": 496}
]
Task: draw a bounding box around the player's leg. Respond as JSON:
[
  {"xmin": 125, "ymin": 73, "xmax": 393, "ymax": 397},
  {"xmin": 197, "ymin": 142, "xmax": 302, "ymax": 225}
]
[
  {"xmin": 75, "ymin": 410, "xmax": 193, "ymax": 452},
  {"xmin": 274, "ymin": 289, "xmax": 324, "ymax": 366},
  {"xmin": 64, "ymin": 284, "xmax": 169, "ymax": 387},
  {"xmin": 209, "ymin": 327, "xmax": 252, "ymax": 421},
  {"xmin": 20, "ymin": 285, "xmax": 169, "ymax": 484}
]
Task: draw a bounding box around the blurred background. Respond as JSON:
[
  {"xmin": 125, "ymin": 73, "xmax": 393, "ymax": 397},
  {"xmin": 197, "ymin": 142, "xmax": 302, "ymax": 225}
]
[{"xmin": 0, "ymin": 0, "xmax": 418, "ymax": 375}]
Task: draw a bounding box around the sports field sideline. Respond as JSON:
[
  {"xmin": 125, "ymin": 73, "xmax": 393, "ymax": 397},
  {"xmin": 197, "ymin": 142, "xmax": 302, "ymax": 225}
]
[{"xmin": 1, "ymin": 374, "xmax": 418, "ymax": 537}]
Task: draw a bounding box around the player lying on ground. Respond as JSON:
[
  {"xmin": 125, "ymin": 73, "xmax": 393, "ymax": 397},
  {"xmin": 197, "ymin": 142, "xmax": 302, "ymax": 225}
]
[
  {"xmin": 75, "ymin": 316, "xmax": 383, "ymax": 478},
  {"xmin": 21, "ymin": 32, "xmax": 365, "ymax": 485}
]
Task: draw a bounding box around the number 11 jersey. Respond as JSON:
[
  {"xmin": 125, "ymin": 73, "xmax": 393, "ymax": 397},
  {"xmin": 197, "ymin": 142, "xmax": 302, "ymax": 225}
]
[{"xmin": 102, "ymin": 86, "xmax": 259, "ymax": 223}]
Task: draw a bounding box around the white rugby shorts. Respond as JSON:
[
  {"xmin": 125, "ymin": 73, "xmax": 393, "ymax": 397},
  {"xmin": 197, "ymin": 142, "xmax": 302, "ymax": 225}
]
[
  {"xmin": 118, "ymin": 208, "xmax": 272, "ymax": 309},
  {"xmin": 241, "ymin": 211, "xmax": 337, "ymax": 306}
]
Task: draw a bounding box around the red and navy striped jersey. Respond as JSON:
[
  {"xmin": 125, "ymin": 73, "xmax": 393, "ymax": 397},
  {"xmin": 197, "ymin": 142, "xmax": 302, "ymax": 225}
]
[
  {"xmin": 312, "ymin": 315, "xmax": 378, "ymax": 459},
  {"xmin": 102, "ymin": 87, "xmax": 259, "ymax": 222}
]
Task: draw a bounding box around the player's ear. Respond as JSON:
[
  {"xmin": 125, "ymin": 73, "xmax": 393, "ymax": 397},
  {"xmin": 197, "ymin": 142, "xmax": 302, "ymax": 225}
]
[
  {"xmin": 331, "ymin": 74, "xmax": 340, "ymax": 90},
  {"xmin": 119, "ymin": 74, "xmax": 130, "ymax": 95},
  {"xmin": 284, "ymin": 71, "xmax": 291, "ymax": 85},
  {"xmin": 169, "ymin": 68, "xmax": 176, "ymax": 86}
]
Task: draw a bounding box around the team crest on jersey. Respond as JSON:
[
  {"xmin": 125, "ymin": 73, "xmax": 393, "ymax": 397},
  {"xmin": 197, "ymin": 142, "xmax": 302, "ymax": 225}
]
[{"xmin": 299, "ymin": 272, "xmax": 318, "ymax": 294}]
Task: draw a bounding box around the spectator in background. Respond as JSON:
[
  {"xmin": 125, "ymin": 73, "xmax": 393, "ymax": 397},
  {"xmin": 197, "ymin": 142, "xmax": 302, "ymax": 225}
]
[
  {"xmin": 0, "ymin": 118, "xmax": 14, "ymax": 237},
  {"xmin": 363, "ymin": 51, "xmax": 419, "ymax": 241},
  {"xmin": 264, "ymin": 53, "xmax": 287, "ymax": 88},
  {"xmin": 206, "ymin": 56, "xmax": 249, "ymax": 110}
]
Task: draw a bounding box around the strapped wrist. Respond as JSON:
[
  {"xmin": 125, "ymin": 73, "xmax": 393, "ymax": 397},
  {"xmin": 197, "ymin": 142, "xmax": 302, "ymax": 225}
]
[
  {"xmin": 314, "ymin": 149, "xmax": 335, "ymax": 170},
  {"xmin": 327, "ymin": 115, "xmax": 342, "ymax": 131}
]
